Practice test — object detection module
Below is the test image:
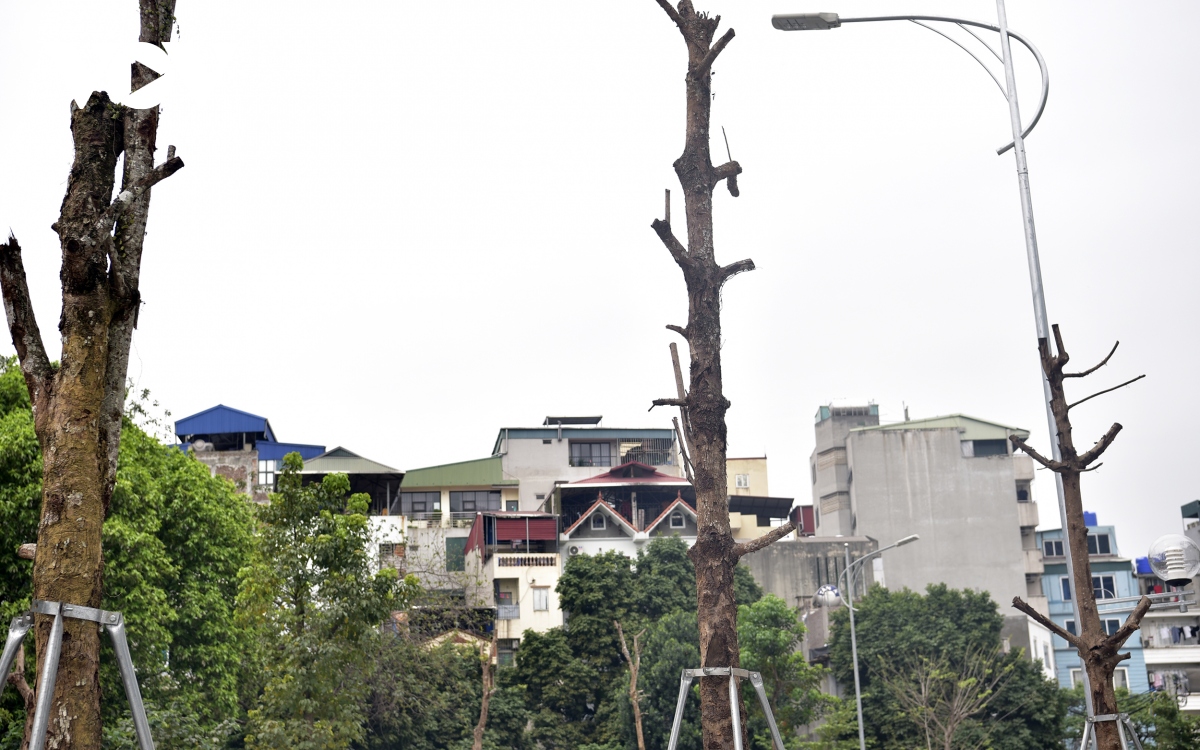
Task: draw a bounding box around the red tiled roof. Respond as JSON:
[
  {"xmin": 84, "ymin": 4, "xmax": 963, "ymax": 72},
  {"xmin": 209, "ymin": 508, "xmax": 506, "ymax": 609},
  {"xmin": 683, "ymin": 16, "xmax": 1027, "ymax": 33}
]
[
  {"xmin": 563, "ymin": 461, "xmax": 689, "ymax": 487},
  {"xmin": 562, "ymin": 496, "xmax": 639, "ymax": 537},
  {"xmin": 643, "ymin": 496, "xmax": 697, "ymax": 534}
]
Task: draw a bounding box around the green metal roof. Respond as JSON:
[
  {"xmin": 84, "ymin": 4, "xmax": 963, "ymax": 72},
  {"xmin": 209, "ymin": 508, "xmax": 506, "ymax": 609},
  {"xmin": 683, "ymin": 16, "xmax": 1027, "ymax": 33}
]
[
  {"xmin": 299, "ymin": 446, "xmax": 402, "ymax": 476},
  {"xmin": 853, "ymin": 414, "xmax": 1029, "ymax": 441},
  {"xmin": 401, "ymin": 455, "xmax": 516, "ymax": 489}
]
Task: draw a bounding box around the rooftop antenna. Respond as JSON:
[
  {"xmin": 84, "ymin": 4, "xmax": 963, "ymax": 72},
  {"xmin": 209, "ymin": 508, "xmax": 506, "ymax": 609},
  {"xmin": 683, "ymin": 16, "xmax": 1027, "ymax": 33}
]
[{"xmin": 903, "ymin": 402, "xmax": 910, "ymax": 422}]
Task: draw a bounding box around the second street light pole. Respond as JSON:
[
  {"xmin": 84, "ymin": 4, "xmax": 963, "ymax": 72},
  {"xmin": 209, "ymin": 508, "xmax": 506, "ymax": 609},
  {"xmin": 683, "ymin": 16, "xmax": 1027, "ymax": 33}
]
[{"xmin": 840, "ymin": 535, "xmax": 919, "ymax": 750}]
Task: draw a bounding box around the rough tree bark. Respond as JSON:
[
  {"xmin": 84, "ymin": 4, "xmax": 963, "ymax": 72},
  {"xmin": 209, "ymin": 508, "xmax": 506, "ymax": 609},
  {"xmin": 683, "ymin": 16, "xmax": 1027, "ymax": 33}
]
[
  {"xmin": 615, "ymin": 620, "xmax": 647, "ymax": 750},
  {"xmin": 0, "ymin": 2, "xmax": 182, "ymax": 747},
  {"xmin": 1009, "ymin": 325, "xmax": 1148, "ymax": 750},
  {"xmin": 648, "ymin": 3, "xmax": 796, "ymax": 747}
]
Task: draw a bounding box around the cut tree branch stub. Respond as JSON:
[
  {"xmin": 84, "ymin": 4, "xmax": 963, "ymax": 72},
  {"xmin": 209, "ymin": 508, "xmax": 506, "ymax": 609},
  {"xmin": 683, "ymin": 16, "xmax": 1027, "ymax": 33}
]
[
  {"xmin": 1013, "ymin": 596, "xmax": 1083, "ymax": 649},
  {"xmin": 734, "ymin": 519, "xmax": 796, "ymax": 559}
]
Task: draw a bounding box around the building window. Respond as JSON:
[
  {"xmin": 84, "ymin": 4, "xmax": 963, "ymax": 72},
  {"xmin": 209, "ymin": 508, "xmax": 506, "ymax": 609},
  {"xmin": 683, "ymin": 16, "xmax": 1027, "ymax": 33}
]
[
  {"xmin": 532, "ymin": 588, "xmax": 549, "ymax": 611},
  {"xmin": 811, "ymin": 463, "xmax": 817, "ymax": 485},
  {"xmin": 506, "ymin": 501, "xmax": 519, "ymax": 512},
  {"xmin": 257, "ymin": 459, "xmax": 277, "ymax": 487},
  {"xmin": 1017, "ymin": 488, "xmax": 1030, "ymax": 502},
  {"xmin": 971, "ymin": 439, "xmax": 1009, "ymax": 457},
  {"xmin": 1093, "ymin": 575, "xmax": 1117, "ymax": 600},
  {"xmin": 450, "ymin": 491, "xmax": 500, "ymax": 513},
  {"xmin": 571, "ymin": 442, "xmax": 612, "ymax": 467},
  {"xmin": 402, "ymin": 491, "xmax": 441, "ymax": 514},
  {"xmin": 1066, "ymin": 619, "xmax": 1121, "ymax": 637},
  {"xmin": 735, "ymin": 474, "xmax": 750, "ymax": 489},
  {"xmin": 1088, "ymin": 534, "xmax": 1112, "ymax": 555},
  {"xmin": 591, "ymin": 513, "xmax": 606, "ymax": 530},
  {"xmin": 445, "ymin": 537, "xmax": 467, "ymax": 572},
  {"xmin": 1043, "ymin": 540, "xmax": 1064, "ymax": 558},
  {"xmin": 1061, "ymin": 577, "xmax": 1072, "ymax": 601},
  {"xmin": 670, "ymin": 512, "xmax": 685, "ymax": 529}
]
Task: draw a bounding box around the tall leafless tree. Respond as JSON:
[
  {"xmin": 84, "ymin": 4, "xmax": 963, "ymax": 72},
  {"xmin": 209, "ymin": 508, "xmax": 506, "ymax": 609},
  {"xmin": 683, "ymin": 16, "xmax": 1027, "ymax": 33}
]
[
  {"xmin": 1010, "ymin": 325, "xmax": 1148, "ymax": 750},
  {"xmin": 0, "ymin": 1, "xmax": 183, "ymax": 747},
  {"xmin": 647, "ymin": 2, "xmax": 795, "ymax": 747}
]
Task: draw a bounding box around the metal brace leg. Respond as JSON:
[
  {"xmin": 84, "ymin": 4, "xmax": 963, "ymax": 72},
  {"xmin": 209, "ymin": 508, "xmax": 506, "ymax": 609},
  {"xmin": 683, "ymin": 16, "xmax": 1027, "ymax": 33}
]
[
  {"xmin": 666, "ymin": 669, "xmax": 695, "ymax": 750},
  {"xmin": 0, "ymin": 613, "xmax": 33, "ymax": 690},
  {"xmin": 29, "ymin": 601, "xmax": 63, "ymax": 750},
  {"xmin": 106, "ymin": 613, "xmax": 155, "ymax": 750},
  {"xmin": 728, "ymin": 673, "xmax": 744, "ymax": 750},
  {"xmin": 1079, "ymin": 719, "xmax": 1094, "ymax": 750},
  {"xmin": 749, "ymin": 671, "xmax": 788, "ymax": 750}
]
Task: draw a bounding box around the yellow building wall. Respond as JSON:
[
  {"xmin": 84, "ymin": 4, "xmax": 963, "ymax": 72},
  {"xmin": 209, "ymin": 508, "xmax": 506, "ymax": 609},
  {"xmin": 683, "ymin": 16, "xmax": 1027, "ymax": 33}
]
[{"xmin": 727, "ymin": 457, "xmax": 769, "ymax": 496}]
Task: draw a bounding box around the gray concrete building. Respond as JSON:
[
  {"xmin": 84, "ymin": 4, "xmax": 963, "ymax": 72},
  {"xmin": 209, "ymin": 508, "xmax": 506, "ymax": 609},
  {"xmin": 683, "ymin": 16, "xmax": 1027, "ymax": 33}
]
[{"xmin": 809, "ymin": 406, "xmax": 1048, "ymax": 664}]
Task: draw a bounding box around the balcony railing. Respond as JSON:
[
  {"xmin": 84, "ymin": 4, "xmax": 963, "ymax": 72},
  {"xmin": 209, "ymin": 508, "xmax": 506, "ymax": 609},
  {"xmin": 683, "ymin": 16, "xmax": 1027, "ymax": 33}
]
[
  {"xmin": 569, "ymin": 456, "xmax": 614, "ymax": 467},
  {"xmin": 496, "ymin": 555, "xmax": 557, "ymax": 568},
  {"xmin": 497, "ymin": 604, "xmax": 521, "ymax": 620}
]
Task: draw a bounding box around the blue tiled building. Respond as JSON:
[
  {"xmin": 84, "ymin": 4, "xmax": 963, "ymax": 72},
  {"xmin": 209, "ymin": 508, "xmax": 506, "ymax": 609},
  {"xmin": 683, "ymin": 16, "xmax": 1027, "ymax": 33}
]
[{"xmin": 1038, "ymin": 514, "xmax": 1149, "ymax": 692}]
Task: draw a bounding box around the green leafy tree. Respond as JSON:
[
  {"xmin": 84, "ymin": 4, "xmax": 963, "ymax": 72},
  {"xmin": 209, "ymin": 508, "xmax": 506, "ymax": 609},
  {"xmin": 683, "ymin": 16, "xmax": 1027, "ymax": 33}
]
[
  {"xmin": 636, "ymin": 608, "xmax": 702, "ymax": 750},
  {"xmin": 238, "ymin": 453, "xmax": 420, "ymax": 750},
  {"xmin": 738, "ymin": 595, "xmax": 832, "ymax": 748},
  {"xmin": 0, "ymin": 361, "xmax": 256, "ymax": 744},
  {"xmin": 827, "ymin": 584, "xmax": 1065, "ymax": 750},
  {"xmin": 557, "ymin": 549, "xmax": 637, "ymax": 669}
]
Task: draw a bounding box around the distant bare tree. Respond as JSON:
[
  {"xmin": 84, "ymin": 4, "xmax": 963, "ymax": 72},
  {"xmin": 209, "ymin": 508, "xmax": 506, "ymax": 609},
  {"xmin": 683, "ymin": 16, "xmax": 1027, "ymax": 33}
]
[
  {"xmin": 647, "ymin": 2, "xmax": 796, "ymax": 747},
  {"xmin": 616, "ymin": 620, "xmax": 647, "ymax": 750},
  {"xmin": 1010, "ymin": 325, "xmax": 1148, "ymax": 750},
  {"xmin": 877, "ymin": 646, "xmax": 1016, "ymax": 750},
  {"xmin": 0, "ymin": 1, "xmax": 183, "ymax": 747}
]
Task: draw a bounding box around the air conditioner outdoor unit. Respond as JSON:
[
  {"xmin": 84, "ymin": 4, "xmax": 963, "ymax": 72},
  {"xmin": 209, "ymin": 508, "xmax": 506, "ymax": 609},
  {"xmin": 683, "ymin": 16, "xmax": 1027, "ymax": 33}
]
[{"xmin": 569, "ymin": 546, "xmax": 581, "ymax": 556}]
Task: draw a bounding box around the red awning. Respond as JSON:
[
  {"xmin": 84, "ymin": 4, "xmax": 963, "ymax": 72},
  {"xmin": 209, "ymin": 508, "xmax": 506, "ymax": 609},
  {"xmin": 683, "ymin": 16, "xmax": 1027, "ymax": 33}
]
[{"xmin": 496, "ymin": 518, "xmax": 557, "ymax": 541}]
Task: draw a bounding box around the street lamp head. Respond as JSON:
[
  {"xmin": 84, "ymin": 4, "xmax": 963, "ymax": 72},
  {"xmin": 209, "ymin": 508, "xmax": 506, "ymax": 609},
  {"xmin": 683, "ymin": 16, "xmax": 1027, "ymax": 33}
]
[
  {"xmin": 1148, "ymin": 534, "xmax": 1200, "ymax": 587},
  {"xmin": 896, "ymin": 534, "xmax": 920, "ymax": 547},
  {"xmin": 772, "ymin": 13, "xmax": 841, "ymax": 31}
]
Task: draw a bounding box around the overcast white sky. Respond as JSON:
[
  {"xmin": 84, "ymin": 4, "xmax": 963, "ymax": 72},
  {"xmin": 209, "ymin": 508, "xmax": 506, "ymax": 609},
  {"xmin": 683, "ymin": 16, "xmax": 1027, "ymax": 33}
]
[{"xmin": 2, "ymin": 1, "xmax": 1197, "ymax": 559}]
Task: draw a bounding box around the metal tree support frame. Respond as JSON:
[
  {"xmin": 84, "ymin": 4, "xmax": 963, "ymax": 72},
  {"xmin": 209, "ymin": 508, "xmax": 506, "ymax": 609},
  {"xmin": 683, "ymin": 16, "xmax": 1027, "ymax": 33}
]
[
  {"xmin": 0, "ymin": 601, "xmax": 155, "ymax": 750},
  {"xmin": 1082, "ymin": 714, "xmax": 1145, "ymax": 750},
  {"xmin": 666, "ymin": 667, "xmax": 787, "ymax": 750}
]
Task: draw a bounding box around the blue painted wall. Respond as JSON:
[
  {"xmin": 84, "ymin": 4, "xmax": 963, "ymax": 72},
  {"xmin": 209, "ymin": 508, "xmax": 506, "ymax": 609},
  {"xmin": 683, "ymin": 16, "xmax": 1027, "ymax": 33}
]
[{"xmin": 1038, "ymin": 525, "xmax": 1148, "ymax": 692}]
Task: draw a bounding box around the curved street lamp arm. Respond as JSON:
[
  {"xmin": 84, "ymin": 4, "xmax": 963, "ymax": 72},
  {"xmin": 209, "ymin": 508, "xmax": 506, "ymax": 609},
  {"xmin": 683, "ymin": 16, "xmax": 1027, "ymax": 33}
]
[
  {"xmin": 839, "ymin": 15, "xmax": 1049, "ymax": 155},
  {"xmin": 910, "ymin": 20, "xmax": 1007, "ymax": 98}
]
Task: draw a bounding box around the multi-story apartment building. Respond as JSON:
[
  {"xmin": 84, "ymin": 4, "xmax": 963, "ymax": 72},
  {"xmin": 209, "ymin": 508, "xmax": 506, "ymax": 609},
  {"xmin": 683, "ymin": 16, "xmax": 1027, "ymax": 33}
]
[
  {"xmin": 1038, "ymin": 516, "xmax": 1148, "ymax": 692},
  {"xmin": 809, "ymin": 405, "xmax": 1051, "ymax": 676}
]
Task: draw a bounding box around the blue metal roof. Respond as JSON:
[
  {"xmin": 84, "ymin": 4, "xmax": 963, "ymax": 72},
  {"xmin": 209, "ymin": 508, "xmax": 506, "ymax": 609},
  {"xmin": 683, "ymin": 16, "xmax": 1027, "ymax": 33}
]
[
  {"xmin": 256, "ymin": 441, "xmax": 326, "ymax": 461},
  {"xmin": 175, "ymin": 404, "xmax": 276, "ymax": 442}
]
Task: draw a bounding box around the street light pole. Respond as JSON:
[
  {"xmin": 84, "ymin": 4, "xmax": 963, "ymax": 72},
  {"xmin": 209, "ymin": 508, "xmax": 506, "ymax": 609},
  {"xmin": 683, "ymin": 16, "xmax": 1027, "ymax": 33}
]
[
  {"xmin": 844, "ymin": 543, "xmax": 866, "ymax": 750},
  {"xmin": 839, "ymin": 535, "xmax": 919, "ymax": 750},
  {"xmin": 773, "ymin": 2, "xmax": 1092, "ymax": 718}
]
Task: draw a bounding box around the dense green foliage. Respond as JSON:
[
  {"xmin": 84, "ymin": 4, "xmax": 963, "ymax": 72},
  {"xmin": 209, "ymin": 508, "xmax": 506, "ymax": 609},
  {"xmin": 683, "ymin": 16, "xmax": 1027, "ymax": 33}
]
[
  {"xmin": 1063, "ymin": 685, "xmax": 1200, "ymax": 749},
  {"xmin": 825, "ymin": 584, "xmax": 1066, "ymax": 750},
  {"xmin": 500, "ymin": 536, "xmax": 799, "ymax": 750},
  {"xmin": 0, "ymin": 361, "xmax": 256, "ymax": 747},
  {"xmin": 238, "ymin": 454, "xmax": 420, "ymax": 749},
  {"xmin": 738, "ymin": 595, "xmax": 832, "ymax": 748}
]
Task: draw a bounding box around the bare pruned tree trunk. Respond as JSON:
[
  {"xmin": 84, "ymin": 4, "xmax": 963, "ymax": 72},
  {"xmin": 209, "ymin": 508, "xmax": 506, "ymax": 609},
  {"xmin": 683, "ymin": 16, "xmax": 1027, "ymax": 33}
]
[
  {"xmin": 0, "ymin": 2, "xmax": 183, "ymax": 747},
  {"xmin": 616, "ymin": 620, "xmax": 647, "ymax": 750},
  {"xmin": 1010, "ymin": 325, "xmax": 1148, "ymax": 750},
  {"xmin": 647, "ymin": 3, "xmax": 795, "ymax": 747}
]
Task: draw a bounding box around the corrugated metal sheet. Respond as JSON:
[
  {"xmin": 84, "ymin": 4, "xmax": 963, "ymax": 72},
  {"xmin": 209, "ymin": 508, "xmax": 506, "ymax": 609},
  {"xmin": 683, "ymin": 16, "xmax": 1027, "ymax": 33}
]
[
  {"xmin": 401, "ymin": 456, "xmax": 515, "ymax": 488},
  {"xmin": 175, "ymin": 404, "xmax": 275, "ymax": 441},
  {"xmin": 496, "ymin": 518, "xmax": 557, "ymax": 540},
  {"xmin": 855, "ymin": 414, "xmax": 1029, "ymax": 441},
  {"xmin": 300, "ymin": 447, "xmax": 401, "ymax": 475},
  {"xmin": 256, "ymin": 442, "xmax": 326, "ymax": 461}
]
